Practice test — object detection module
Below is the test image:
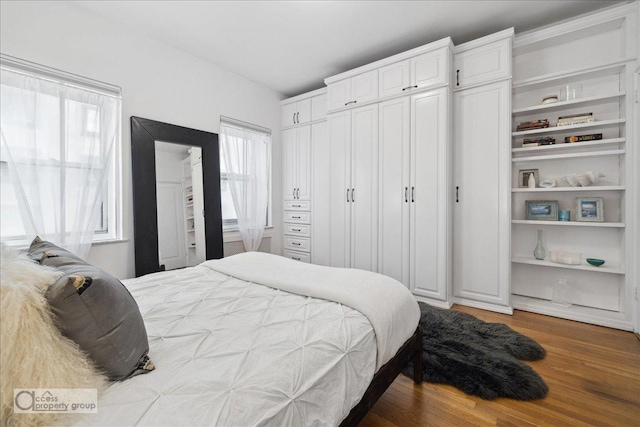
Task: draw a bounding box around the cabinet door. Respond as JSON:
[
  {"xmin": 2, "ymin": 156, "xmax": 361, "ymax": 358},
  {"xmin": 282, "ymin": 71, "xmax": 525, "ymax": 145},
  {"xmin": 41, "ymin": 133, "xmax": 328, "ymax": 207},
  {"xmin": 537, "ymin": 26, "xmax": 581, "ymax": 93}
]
[
  {"xmin": 282, "ymin": 102, "xmax": 297, "ymax": 128},
  {"xmin": 411, "ymin": 88, "xmax": 451, "ymax": 301},
  {"xmin": 411, "ymin": 47, "xmax": 449, "ymax": 90},
  {"xmin": 454, "ymin": 38, "xmax": 511, "ymax": 89},
  {"xmin": 328, "ymin": 111, "xmax": 352, "ymax": 268},
  {"xmin": 311, "ymin": 93, "xmax": 327, "ymax": 122},
  {"xmin": 327, "ymin": 79, "xmax": 352, "ymax": 111},
  {"xmin": 296, "ymin": 98, "xmax": 311, "ymax": 125},
  {"xmin": 352, "ymin": 70, "xmax": 379, "ymax": 105},
  {"xmin": 453, "ymin": 80, "xmax": 511, "ymax": 308},
  {"xmin": 311, "ymin": 121, "xmax": 330, "ymax": 266},
  {"xmin": 379, "ymin": 60, "xmax": 410, "ymax": 99},
  {"xmin": 378, "ymin": 97, "xmax": 410, "ymax": 286},
  {"xmin": 351, "ymin": 104, "xmax": 379, "ymax": 272},
  {"xmin": 282, "ymin": 128, "xmax": 297, "ymax": 200},
  {"xmin": 296, "ymin": 126, "xmax": 311, "ymax": 200}
]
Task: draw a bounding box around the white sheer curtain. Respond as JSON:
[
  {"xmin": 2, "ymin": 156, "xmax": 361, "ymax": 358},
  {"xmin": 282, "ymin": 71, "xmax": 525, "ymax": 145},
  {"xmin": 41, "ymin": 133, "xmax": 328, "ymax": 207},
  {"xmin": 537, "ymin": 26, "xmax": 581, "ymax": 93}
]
[
  {"xmin": 220, "ymin": 121, "xmax": 270, "ymax": 252},
  {"xmin": 0, "ymin": 67, "xmax": 120, "ymax": 259}
]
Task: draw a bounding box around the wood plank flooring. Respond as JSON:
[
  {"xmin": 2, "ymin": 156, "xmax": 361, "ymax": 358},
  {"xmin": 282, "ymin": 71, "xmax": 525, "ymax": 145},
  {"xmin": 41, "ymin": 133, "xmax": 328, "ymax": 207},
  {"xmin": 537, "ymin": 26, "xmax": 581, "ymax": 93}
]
[{"xmin": 360, "ymin": 305, "xmax": 640, "ymax": 427}]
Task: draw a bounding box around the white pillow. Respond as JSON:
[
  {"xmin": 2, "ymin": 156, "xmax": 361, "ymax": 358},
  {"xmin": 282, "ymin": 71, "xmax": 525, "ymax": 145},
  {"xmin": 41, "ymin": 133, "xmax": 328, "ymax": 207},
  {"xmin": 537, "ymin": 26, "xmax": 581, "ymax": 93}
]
[{"xmin": 0, "ymin": 245, "xmax": 106, "ymax": 427}]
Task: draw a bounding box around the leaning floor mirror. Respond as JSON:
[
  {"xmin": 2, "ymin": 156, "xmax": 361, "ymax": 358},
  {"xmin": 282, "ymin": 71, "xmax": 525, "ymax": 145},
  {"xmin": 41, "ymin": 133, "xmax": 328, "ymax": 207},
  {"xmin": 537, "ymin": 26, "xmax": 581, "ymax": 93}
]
[{"xmin": 130, "ymin": 116, "xmax": 224, "ymax": 277}]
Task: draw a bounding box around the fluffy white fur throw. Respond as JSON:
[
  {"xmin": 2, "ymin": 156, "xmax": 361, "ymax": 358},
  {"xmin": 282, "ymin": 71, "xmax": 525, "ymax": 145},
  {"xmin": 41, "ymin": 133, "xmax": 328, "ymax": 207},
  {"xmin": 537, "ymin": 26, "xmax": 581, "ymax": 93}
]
[{"xmin": 0, "ymin": 245, "xmax": 106, "ymax": 427}]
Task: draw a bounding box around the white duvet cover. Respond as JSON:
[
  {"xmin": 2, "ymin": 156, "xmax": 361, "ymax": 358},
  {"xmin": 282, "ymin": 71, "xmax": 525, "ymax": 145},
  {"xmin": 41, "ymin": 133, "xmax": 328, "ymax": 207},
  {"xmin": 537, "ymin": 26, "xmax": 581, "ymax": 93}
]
[{"xmin": 77, "ymin": 253, "xmax": 418, "ymax": 427}]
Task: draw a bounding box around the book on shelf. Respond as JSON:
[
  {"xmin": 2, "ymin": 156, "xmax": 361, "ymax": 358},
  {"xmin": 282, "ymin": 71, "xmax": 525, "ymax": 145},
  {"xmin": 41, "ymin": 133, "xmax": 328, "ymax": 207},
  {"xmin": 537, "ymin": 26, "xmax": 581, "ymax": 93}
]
[
  {"xmin": 564, "ymin": 133, "xmax": 603, "ymax": 143},
  {"xmin": 557, "ymin": 112, "xmax": 593, "ymax": 120},
  {"xmin": 522, "ymin": 137, "xmax": 555, "ymax": 148},
  {"xmin": 557, "ymin": 117, "xmax": 595, "ymax": 126},
  {"xmin": 516, "ymin": 119, "xmax": 549, "ymax": 131}
]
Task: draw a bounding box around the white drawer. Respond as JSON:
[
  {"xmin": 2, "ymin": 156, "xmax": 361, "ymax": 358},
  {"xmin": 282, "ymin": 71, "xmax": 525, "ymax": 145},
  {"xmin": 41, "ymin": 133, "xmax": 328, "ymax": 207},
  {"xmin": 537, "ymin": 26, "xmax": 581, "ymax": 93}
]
[
  {"xmin": 283, "ymin": 250, "xmax": 311, "ymax": 263},
  {"xmin": 284, "ymin": 211, "xmax": 311, "ymax": 224},
  {"xmin": 284, "ymin": 236, "xmax": 310, "ymax": 252},
  {"xmin": 284, "ymin": 223, "xmax": 311, "ymax": 237},
  {"xmin": 285, "ymin": 200, "xmax": 311, "ymax": 211}
]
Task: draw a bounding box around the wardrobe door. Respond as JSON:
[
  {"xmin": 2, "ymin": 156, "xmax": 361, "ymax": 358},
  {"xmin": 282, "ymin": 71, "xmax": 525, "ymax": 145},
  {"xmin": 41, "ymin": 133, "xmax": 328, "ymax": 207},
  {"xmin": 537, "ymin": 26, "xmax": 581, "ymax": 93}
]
[
  {"xmin": 311, "ymin": 121, "xmax": 330, "ymax": 266},
  {"xmin": 350, "ymin": 104, "xmax": 379, "ymax": 272},
  {"xmin": 453, "ymin": 80, "xmax": 511, "ymax": 308},
  {"xmin": 411, "ymin": 88, "xmax": 450, "ymax": 301},
  {"xmin": 283, "ymin": 128, "xmax": 297, "ymax": 200},
  {"xmin": 328, "ymin": 111, "xmax": 352, "ymax": 268},
  {"xmin": 378, "ymin": 97, "xmax": 410, "ymax": 286},
  {"xmin": 296, "ymin": 126, "xmax": 311, "ymax": 200}
]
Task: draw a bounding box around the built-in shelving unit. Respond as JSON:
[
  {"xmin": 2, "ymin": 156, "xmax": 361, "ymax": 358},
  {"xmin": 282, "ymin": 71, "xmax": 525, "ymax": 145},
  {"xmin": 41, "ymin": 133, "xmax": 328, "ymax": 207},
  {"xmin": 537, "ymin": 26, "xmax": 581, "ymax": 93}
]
[{"xmin": 509, "ymin": 4, "xmax": 636, "ymax": 331}]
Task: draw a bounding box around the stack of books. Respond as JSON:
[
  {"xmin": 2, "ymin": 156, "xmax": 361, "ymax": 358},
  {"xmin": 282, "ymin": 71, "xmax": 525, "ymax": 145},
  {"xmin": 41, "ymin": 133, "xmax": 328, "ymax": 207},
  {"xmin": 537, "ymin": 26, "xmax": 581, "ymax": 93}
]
[
  {"xmin": 516, "ymin": 119, "xmax": 549, "ymax": 131},
  {"xmin": 522, "ymin": 137, "xmax": 556, "ymax": 148},
  {"xmin": 556, "ymin": 112, "xmax": 594, "ymax": 127}
]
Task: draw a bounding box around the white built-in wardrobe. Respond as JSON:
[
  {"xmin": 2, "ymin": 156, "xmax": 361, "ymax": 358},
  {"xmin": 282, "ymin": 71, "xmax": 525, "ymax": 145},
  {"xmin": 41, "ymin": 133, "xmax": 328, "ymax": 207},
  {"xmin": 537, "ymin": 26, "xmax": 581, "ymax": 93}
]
[{"xmin": 281, "ymin": 2, "xmax": 639, "ymax": 331}]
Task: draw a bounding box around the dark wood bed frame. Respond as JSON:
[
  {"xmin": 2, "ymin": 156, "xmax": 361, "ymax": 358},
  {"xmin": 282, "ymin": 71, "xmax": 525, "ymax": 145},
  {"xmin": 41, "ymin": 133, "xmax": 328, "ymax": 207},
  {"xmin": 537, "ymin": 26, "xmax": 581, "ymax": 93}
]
[{"xmin": 340, "ymin": 326, "xmax": 423, "ymax": 427}]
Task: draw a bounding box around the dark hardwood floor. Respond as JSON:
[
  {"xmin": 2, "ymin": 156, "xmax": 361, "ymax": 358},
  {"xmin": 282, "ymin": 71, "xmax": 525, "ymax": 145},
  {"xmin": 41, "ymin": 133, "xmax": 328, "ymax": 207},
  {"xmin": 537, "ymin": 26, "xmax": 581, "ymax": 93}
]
[{"xmin": 360, "ymin": 305, "xmax": 640, "ymax": 427}]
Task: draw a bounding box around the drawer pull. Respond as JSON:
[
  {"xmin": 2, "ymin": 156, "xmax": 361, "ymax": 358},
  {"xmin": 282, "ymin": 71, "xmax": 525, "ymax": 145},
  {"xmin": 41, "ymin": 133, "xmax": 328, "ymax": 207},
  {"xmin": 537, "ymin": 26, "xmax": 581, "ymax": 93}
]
[
  {"xmin": 345, "ymin": 100, "xmax": 357, "ymax": 106},
  {"xmin": 292, "ymin": 216, "xmax": 301, "ymax": 219},
  {"xmin": 292, "ymin": 257, "xmax": 301, "ymax": 261},
  {"xmin": 292, "ymin": 204, "xmax": 301, "ymax": 207},
  {"xmin": 293, "ymin": 229, "xmax": 301, "ymax": 232},
  {"xmin": 292, "ymin": 242, "xmax": 301, "ymax": 246},
  {"xmin": 402, "ymin": 85, "xmax": 418, "ymax": 91}
]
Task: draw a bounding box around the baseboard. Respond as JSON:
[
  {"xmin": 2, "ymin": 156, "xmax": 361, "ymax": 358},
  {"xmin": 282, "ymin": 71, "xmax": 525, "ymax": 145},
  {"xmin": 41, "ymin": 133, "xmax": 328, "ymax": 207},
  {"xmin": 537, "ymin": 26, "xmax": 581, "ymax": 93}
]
[{"xmin": 452, "ymin": 297, "xmax": 514, "ymax": 315}]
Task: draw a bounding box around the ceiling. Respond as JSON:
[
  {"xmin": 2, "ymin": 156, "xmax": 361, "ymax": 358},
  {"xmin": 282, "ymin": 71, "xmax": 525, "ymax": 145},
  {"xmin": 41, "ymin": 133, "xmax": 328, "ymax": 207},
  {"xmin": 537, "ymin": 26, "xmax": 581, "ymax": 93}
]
[{"xmin": 73, "ymin": 1, "xmax": 624, "ymax": 98}]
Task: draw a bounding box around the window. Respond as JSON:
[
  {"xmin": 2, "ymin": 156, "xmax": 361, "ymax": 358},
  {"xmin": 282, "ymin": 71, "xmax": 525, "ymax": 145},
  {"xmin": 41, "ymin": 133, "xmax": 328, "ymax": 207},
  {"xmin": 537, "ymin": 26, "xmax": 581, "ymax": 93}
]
[
  {"xmin": 219, "ymin": 117, "xmax": 271, "ymax": 233},
  {"xmin": 0, "ymin": 56, "xmax": 121, "ymax": 252}
]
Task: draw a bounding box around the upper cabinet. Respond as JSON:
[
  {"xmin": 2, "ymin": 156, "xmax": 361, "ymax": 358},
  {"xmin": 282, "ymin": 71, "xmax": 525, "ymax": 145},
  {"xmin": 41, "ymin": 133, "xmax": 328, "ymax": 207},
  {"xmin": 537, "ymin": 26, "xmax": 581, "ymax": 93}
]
[
  {"xmin": 379, "ymin": 47, "xmax": 451, "ymax": 98},
  {"xmin": 453, "ymin": 30, "xmax": 512, "ymax": 90},
  {"xmin": 282, "ymin": 89, "xmax": 327, "ymax": 128},
  {"xmin": 326, "ymin": 38, "xmax": 453, "ymax": 112},
  {"xmin": 327, "ymin": 69, "xmax": 379, "ymax": 111}
]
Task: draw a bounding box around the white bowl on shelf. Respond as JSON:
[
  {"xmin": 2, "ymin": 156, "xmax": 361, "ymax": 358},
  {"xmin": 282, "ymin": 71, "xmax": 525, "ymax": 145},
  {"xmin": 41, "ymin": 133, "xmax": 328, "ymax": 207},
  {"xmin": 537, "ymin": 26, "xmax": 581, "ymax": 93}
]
[{"xmin": 563, "ymin": 171, "xmax": 604, "ymax": 187}]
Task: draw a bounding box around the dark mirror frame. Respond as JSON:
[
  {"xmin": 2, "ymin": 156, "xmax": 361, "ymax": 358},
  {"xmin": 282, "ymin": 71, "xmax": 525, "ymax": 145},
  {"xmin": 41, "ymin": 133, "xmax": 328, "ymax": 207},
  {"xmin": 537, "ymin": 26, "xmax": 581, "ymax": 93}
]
[{"xmin": 130, "ymin": 116, "xmax": 224, "ymax": 277}]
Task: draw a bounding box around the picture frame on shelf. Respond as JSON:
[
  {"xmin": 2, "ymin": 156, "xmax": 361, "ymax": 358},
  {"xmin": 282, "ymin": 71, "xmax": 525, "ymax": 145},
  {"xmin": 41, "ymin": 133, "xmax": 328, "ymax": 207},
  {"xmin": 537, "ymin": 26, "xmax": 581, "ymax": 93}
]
[
  {"xmin": 575, "ymin": 197, "xmax": 604, "ymax": 222},
  {"xmin": 525, "ymin": 200, "xmax": 559, "ymax": 221},
  {"xmin": 518, "ymin": 169, "xmax": 539, "ymax": 188}
]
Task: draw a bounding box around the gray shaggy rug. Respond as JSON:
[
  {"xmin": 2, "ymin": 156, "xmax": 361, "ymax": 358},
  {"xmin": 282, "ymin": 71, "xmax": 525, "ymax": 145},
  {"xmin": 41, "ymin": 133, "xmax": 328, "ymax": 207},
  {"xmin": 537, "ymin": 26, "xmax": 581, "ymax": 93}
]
[{"xmin": 403, "ymin": 302, "xmax": 548, "ymax": 400}]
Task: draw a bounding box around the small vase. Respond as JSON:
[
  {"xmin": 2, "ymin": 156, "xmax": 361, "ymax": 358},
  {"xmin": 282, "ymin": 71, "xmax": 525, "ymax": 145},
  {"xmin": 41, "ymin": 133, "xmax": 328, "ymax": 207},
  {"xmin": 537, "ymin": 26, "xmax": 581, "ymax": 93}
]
[{"xmin": 533, "ymin": 229, "xmax": 546, "ymax": 260}]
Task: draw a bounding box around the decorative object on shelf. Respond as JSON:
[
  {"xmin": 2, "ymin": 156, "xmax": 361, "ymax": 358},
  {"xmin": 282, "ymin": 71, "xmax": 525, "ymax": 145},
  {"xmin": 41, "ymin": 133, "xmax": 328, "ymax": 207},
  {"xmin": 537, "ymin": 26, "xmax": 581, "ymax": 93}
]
[
  {"xmin": 559, "ymin": 210, "xmax": 571, "ymax": 221},
  {"xmin": 528, "ymin": 173, "xmax": 536, "ymax": 188},
  {"xmin": 533, "ymin": 229, "xmax": 546, "ymax": 260},
  {"xmin": 541, "ymin": 95, "xmax": 558, "ymax": 104},
  {"xmin": 539, "ymin": 179, "xmax": 556, "ymax": 188},
  {"xmin": 525, "ymin": 200, "xmax": 559, "ymax": 221},
  {"xmin": 551, "ymin": 278, "xmax": 572, "ymax": 307},
  {"xmin": 560, "ymin": 83, "xmax": 582, "ymax": 101},
  {"xmin": 519, "ymin": 169, "xmax": 539, "ymax": 188},
  {"xmin": 516, "ymin": 119, "xmax": 549, "ymax": 131},
  {"xmin": 586, "ymin": 258, "xmax": 605, "ymax": 267},
  {"xmin": 549, "ymin": 250, "xmax": 581, "ymax": 265},
  {"xmin": 556, "ymin": 112, "xmax": 594, "ymax": 127},
  {"xmin": 563, "ymin": 171, "xmax": 604, "ymax": 187},
  {"xmin": 522, "ymin": 137, "xmax": 555, "ymax": 147},
  {"xmin": 564, "ymin": 133, "xmax": 602, "ymax": 143},
  {"xmin": 575, "ymin": 197, "xmax": 604, "ymax": 222}
]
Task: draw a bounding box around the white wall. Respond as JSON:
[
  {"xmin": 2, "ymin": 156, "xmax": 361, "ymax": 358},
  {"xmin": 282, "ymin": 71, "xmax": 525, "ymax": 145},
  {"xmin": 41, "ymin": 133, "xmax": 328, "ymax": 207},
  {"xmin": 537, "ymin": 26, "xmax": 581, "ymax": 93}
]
[{"xmin": 0, "ymin": 1, "xmax": 284, "ymax": 279}]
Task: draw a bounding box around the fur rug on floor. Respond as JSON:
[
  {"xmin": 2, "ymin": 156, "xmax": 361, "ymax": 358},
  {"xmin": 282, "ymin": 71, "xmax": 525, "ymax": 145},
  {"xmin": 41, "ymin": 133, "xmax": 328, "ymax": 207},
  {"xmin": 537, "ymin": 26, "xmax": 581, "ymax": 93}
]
[{"xmin": 404, "ymin": 302, "xmax": 548, "ymax": 400}]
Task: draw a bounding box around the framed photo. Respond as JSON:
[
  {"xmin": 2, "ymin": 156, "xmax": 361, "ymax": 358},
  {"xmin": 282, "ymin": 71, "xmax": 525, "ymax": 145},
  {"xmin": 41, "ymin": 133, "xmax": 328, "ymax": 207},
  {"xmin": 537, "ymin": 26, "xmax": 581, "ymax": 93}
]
[
  {"xmin": 525, "ymin": 200, "xmax": 559, "ymax": 221},
  {"xmin": 518, "ymin": 169, "xmax": 539, "ymax": 188},
  {"xmin": 575, "ymin": 197, "xmax": 603, "ymax": 222}
]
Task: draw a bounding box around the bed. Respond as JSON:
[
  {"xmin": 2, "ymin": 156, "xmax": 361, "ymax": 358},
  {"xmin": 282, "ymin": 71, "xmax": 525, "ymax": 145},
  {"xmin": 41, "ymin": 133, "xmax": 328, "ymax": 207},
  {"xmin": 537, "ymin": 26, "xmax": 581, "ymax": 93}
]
[{"xmin": 76, "ymin": 252, "xmax": 422, "ymax": 426}]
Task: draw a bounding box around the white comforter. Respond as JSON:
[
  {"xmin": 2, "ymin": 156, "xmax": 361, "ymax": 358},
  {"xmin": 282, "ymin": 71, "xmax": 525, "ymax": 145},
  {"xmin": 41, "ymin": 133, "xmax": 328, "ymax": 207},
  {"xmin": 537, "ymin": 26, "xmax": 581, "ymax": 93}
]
[{"xmin": 77, "ymin": 253, "xmax": 419, "ymax": 427}]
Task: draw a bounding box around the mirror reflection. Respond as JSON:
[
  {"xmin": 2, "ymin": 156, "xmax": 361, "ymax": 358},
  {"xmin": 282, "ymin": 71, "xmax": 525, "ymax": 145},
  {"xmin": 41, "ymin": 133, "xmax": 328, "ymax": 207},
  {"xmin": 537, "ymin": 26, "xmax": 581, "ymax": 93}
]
[{"xmin": 154, "ymin": 141, "xmax": 205, "ymax": 270}]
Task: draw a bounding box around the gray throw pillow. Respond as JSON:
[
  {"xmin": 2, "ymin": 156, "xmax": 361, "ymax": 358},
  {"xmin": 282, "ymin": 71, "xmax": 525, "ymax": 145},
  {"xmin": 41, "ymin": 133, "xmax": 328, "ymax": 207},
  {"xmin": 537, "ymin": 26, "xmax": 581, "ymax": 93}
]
[{"xmin": 29, "ymin": 238, "xmax": 155, "ymax": 381}]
